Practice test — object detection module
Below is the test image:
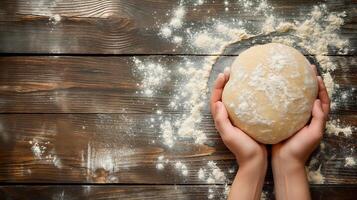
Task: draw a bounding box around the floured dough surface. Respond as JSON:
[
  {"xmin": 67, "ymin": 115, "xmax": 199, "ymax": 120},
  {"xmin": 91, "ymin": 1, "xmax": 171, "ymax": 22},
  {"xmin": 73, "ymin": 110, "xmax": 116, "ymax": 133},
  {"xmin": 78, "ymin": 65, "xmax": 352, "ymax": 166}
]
[{"xmin": 222, "ymin": 43, "xmax": 318, "ymax": 144}]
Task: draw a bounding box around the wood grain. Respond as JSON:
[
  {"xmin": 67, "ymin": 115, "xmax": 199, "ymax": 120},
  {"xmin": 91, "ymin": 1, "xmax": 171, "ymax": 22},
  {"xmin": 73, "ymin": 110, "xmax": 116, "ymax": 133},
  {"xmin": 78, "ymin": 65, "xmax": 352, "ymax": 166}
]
[
  {"xmin": 0, "ymin": 113, "xmax": 355, "ymax": 184},
  {"xmin": 0, "ymin": 185, "xmax": 356, "ymax": 200},
  {"xmin": 0, "ymin": 0, "xmax": 355, "ymax": 54},
  {"xmin": 0, "ymin": 1, "xmax": 356, "ymax": 197},
  {"xmin": 0, "ymin": 56, "xmax": 355, "ymax": 114}
]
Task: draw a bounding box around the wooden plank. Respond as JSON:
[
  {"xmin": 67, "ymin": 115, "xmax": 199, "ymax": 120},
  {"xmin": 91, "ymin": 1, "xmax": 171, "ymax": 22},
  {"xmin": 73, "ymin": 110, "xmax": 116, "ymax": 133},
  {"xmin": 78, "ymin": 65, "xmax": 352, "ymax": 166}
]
[
  {"xmin": 0, "ymin": 56, "xmax": 355, "ymax": 114},
  {"xmin": 0, "ymin": 0, "xmax": 355, "ymax": 54},
  {"xmin": 0, "ymin": 113, "xmax": 355, "ymax": 184},
  {"xmin": 0, "ymin": 185, "xmax": 356, "ymax": 200}
]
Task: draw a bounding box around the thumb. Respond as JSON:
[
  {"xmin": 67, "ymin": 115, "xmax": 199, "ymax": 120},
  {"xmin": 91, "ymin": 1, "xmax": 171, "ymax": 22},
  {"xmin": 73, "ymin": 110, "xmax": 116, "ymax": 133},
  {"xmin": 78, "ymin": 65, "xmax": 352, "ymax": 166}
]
[{"xmin": 214, "ymin": 101, "xmax": 235, "ymax": 135}]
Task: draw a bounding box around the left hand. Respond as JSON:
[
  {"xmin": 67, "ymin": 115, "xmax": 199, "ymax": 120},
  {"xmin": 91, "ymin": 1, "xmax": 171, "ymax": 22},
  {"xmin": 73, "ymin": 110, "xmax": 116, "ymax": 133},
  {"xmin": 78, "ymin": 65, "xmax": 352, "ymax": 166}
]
[{"xmin": 272, "ymin": 65, "xmax": 330, "ymax": 166}]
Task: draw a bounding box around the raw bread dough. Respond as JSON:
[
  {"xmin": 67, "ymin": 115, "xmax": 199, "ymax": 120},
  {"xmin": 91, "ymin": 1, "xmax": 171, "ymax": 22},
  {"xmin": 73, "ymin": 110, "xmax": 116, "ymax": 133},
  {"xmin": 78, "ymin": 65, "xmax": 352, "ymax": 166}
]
[{"xmin": 222, "ymin": 43, "xmax": 318, "ymax": 144}]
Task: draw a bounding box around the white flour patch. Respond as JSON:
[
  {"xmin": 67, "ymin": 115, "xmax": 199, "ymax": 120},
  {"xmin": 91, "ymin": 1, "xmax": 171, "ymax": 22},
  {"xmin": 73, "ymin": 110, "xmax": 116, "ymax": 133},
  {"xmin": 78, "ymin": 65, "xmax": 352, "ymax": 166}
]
[
  {"xmin": 29, "ymin": 138, "xmax": 62, "ymax": 169},
  {"xmin": 261, "ymin": 191, "xmax": 268, "ymax": 200},
  {"xmin": 205, "ymin": 184, "xmax": 230, "ymax": 200},
  {"xmin": 46, "ymin": 152, "xmax": 62, "ymax": 169},
  {"xmin": 159, "ymin": 5, "xmax": 186, "ymax": 44},
  {"xmin": 156, "ymin": 155, "xmax": 169, "ymax": 170},
  {"xmin": 306, "ymin": 165, "xmax": 325, "ymax": 184},
  {"xmin": 30, "ymin": 139, "xmax": 45, "ymax": 159},
  {"xmin": 198, "ymin": 161, "xmax": 226, "ymax": 183},
  {"xmin": 323, "ymin": 72, "xmax": 338, "ymax": 99},
  {"xmin": 326, "ymin": 120, "xmax": 353, "ymax": 137},
  {"xmin": 160, "ymin": 120, "xmax": 175, "ymax": 147},
  {"xmin": 175, "ymin": 161, "xmax": 189, "ymax": 176},
  {"xmin": 49, "ymin": 14, "xmax": 61, "ymax": 25},
  {"xmin": 133, "ymin": 58, "xmax": 171, "ymax": 97},
  {"xmin": 345, "ymin": 156, "xmax": 356, "ymax": 167}
]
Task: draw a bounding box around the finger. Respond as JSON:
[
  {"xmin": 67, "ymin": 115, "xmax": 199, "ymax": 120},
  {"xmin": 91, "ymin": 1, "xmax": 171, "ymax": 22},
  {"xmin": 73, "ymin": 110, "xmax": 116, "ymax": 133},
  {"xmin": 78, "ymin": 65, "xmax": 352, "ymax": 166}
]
[
  {"xmin": 317, "ymin": 76, "xmax": 330, "ymax": 115},
  {"xmin": 309, "ymin": 99, "xmax": 325, "ymax": 131},
  {"xmin": 210, "ymin": 73, "xmax": 226, "ymax": 116},
  {"xmin": 311, "ymin": 64, "xmax": 318, "ymax": 76},
  {"xmin": 213, "ymin": 101, "xmax": 235, "ymax": 136}
]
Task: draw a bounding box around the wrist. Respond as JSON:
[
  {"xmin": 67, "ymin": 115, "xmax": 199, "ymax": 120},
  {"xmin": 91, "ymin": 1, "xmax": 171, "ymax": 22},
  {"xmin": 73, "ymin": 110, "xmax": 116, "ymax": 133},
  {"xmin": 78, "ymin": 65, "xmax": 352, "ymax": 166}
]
[
  {"xmin": 238, "ymin": 153, "xmax": 268, "ymax": 174},
  {"xmin": 272, "ymin": 154, "xmax": 305, "ymax": 173},
  {"xmin": 272, "ymin": 153, "xmax": 311, "ymax": 200},
  {"xmin": 236, "ymin": 145, "xmax": 268, "ymax": 169}
]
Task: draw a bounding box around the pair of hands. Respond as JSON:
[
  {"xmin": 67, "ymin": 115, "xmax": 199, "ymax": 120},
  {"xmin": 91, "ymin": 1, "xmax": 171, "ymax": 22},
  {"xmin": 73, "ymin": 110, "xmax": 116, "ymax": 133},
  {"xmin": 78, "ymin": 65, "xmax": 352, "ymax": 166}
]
[{"xmin": 210, "ymin": 65, "xmax": 330, "ymax": 172}]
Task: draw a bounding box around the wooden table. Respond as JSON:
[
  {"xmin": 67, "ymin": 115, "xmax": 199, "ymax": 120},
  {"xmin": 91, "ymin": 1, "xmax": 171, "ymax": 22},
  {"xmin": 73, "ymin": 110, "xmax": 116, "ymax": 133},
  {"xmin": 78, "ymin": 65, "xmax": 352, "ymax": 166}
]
[{"xmin": 0, "ymin": 0, "xmax": 356, "ymax": 199}]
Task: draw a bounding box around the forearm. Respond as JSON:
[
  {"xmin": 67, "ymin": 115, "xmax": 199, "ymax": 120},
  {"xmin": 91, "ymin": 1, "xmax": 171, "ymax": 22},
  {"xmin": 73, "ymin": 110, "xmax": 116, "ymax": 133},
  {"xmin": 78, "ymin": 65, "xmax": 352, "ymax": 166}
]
[
  {"xmin": 228, "ymin": 159, "xmax": 267, "ymax": 200},
  {"xmin": 272, "ymin": 158, "xmax": 311, "ymax": 200}
]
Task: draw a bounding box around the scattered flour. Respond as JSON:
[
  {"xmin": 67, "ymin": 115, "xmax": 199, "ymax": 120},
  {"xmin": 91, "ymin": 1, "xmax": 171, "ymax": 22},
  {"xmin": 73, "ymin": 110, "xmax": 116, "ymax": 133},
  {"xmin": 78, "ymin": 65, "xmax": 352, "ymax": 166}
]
[
  {"xmin": 30, "ymin": 140, "xmax": 45, "ymax": 159},
  {"xmin": 175, "ymin": 161, "xmax": 189, "ymax": 176},
  {"xmin": 49, "ymin": 14, "xmax": 61, "ymax": 25},
  {"xmin": 146, "ymin": 4, "xmax": 351, "ymax": 149},
  {"xmin": 159, "ymin": 5, "xmax": 186, "ymax": 44},
  {"xmin": 170, "ymin": 6, "xmax": 186, "ymax": 28},
  {"xmin": 3, "ymin": 1, "xmax": 352, "ymax": 196},
  {"xmin": 224, "ymin": 184, "xmax": 230, "ymax": 199},
  {"xmin": 133, "ymin": 58, "xmax": 171, "ymax": 97},
  {"xmin": 326, "ymin": 120, "xmax": 353, "ymax": 137},
  {"xmin": 344, "ymin": 156, "xmax": 356, "ymax": 167},
  {"xmin": 255, "ymin": 0, "xmax": 270, "ymax": 14},
  {"xmin": 160, "ymin": 121, "xmax": 175, "ymax": 147},
  {"xmin": 262, "ymin": 5, "xmax": 348, "ymax": 88},
  {"xmin": 156, "ymin": 155, "xmax": 168, "ymax": 170},
  {"xmin": 322, "ymin": 72, "xmax": 337, "ymax": 98},
  {"xmin": 261, "ymin": 191, "xmax": 268, "ymax": 200},
  {"xmin": 132, "ymin": 1, "xmax": 353, "ymax": 195},
  {"xmin": 29, "ymin": 139, "xmax": 62, "ymax": 169},
  {"xmin": 198, "ymin": 161, "xmax": 226, "ymax": 183},
  {"xmin": 195, "ymin": 0, "xmax": 204, "ymax": 6},
  {"xmin": 306, "ymin": 165, "xmax": 325, "ymax": 184},
  {"xmin": 262, "ymin": 15, "xmax": 276, "ymax": 33}
]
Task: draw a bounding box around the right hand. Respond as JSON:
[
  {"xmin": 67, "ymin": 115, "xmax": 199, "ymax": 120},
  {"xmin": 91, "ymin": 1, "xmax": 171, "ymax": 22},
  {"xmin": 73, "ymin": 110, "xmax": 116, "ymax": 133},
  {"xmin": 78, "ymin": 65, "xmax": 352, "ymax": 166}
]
[{"xmin": 210, "ymin": 72, "xmax": 267, "ymax": 167}]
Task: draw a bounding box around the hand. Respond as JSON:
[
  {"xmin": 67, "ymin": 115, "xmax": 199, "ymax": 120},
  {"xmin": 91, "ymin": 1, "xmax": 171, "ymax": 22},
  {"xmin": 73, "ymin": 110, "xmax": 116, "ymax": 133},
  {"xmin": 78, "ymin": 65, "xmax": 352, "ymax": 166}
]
[
  {"xmin": 211, "ymin": 71, "xmax": 267, "ymax": 200},
  {"xmin": 272, "ymin": 65, "xmax": 330, "ymax": 166},
  {"xmin": 272, "ymin": 65, "xmax": 330, "ymax": 200},
  {"xmin": 210, "ymin": 71, "xmax": 267, "ymax": 168}
]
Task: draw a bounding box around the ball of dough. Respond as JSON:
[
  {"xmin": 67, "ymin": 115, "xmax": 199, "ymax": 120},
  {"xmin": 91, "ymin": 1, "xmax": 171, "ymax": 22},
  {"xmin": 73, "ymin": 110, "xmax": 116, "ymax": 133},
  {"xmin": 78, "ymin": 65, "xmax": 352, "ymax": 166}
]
[{"xmin": 222, "ymin": 43, "xmax": 318, "ymax": 144}]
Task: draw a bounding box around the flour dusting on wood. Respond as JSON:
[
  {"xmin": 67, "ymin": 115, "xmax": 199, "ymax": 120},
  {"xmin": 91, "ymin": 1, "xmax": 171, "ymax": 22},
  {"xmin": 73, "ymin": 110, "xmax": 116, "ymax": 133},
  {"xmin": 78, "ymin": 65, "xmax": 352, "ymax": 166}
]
[
  {"xmin": 29, "ymin": 138, "xmax": 62, "ymax": 169},
  {"xmin": 130, "ymin": 0, "xmax": 355, "ymax": 192}
]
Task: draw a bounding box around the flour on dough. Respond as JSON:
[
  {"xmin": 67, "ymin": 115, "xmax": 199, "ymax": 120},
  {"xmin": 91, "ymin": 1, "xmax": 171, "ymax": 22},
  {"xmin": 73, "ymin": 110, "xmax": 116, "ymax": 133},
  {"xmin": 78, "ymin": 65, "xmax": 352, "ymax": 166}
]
[{"xmin": 222, "ymin": 43, "xmax": 318, "ymax": 144}]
